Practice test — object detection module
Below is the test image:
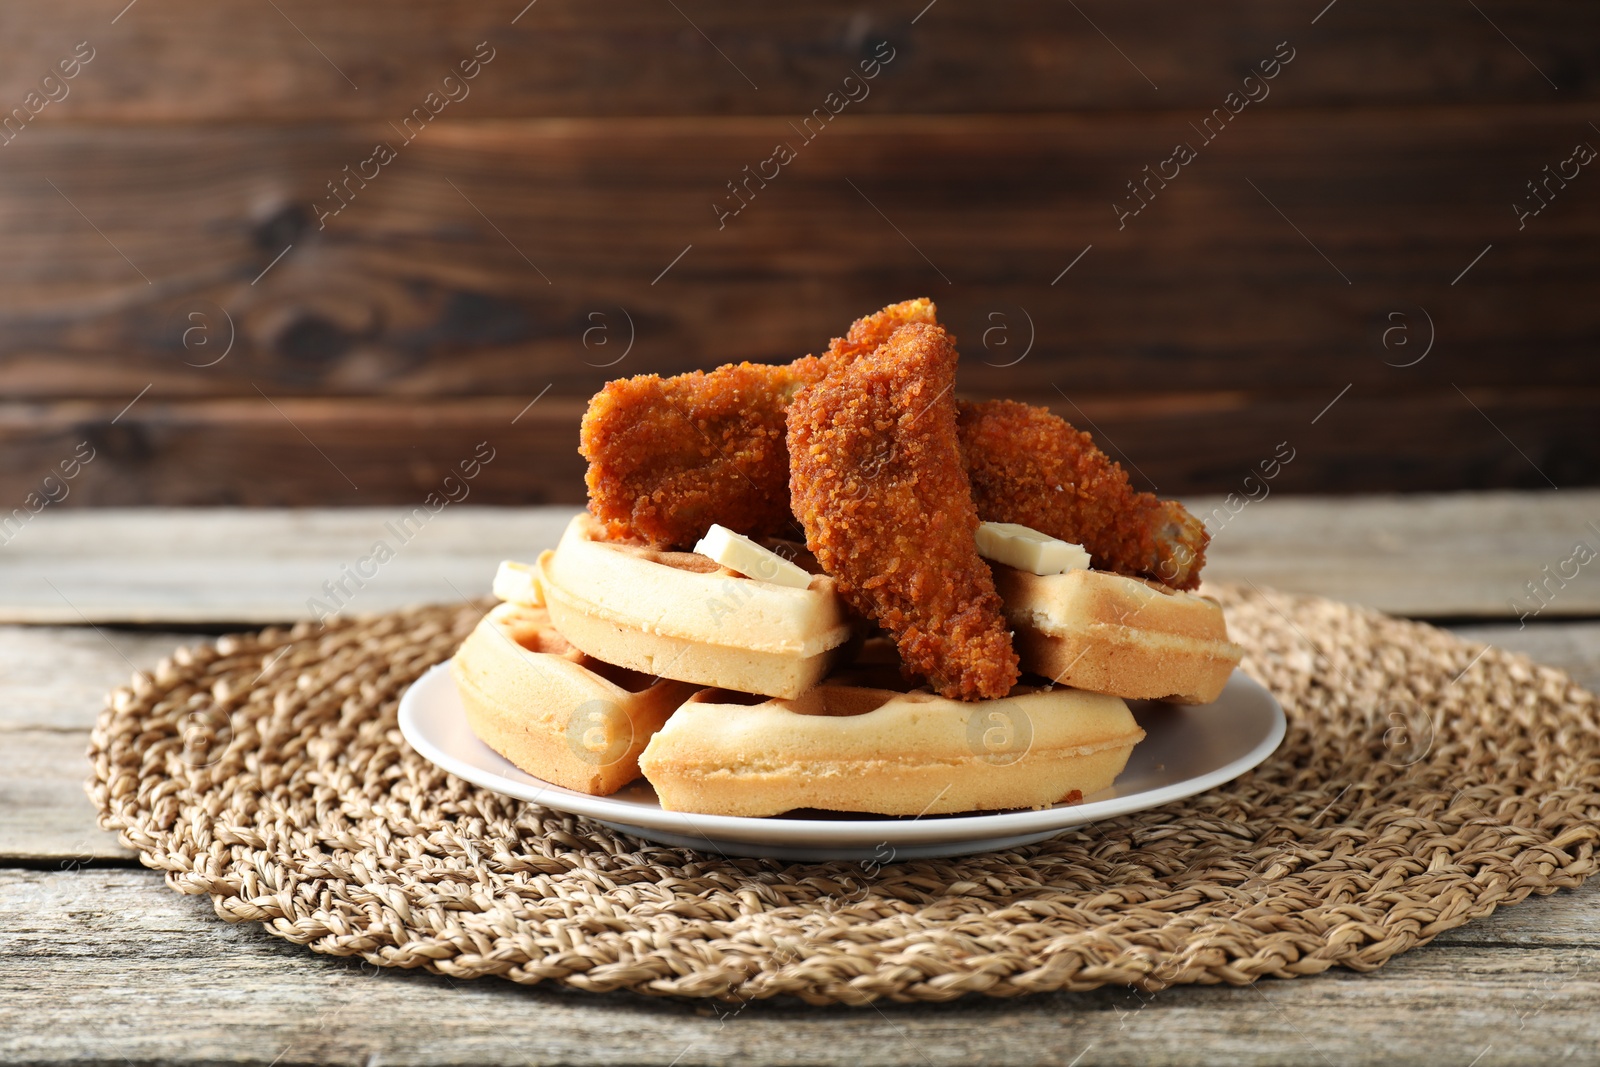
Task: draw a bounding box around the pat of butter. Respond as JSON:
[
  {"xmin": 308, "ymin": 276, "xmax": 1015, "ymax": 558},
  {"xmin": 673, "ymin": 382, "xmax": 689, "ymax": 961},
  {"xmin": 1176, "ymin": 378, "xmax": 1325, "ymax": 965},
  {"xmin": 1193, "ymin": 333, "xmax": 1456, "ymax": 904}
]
[
  {"xmin": 975, "ymin": 521, "xmax": 1092, "ymax": 575},
  {"xmin": 492, "ymin": 560, "xmax": 543, "ymax": 606},
  {"xmin": 693, "ymin": 524, "xmax": 812, "ymax": 589}
]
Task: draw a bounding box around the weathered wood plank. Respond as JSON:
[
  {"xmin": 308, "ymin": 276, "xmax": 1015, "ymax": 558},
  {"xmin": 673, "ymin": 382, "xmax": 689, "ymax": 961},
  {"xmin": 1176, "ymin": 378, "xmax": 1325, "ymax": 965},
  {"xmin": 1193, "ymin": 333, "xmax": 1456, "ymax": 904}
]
[
  {"xmin": 0, "ymin": 397, "xmax": 588, "ymax": 508},
  {"xmin": 1, "ymin": 730, "xmax": 124, "ymax": 863},
  {"xmin": 0, "ymin": 506, "xmax": 579, "ymax": 626},
  {"xmin": 4, "ymin": 103, "xmax": 1597, "ymax": 497},
  {"xmin": 4, "ymin": 105, "xmax": 1597, "ymax": 499},
  {"xmin": 0, "ymin": 111, "xmax": 1594, "ymax": 402},
  {"xmin": 1193, "ymin": 490, "xmax": 1600, "ymax": 619},
  {"xmin": 0, "ymin": 627, "xmax": 201, "ymax": 861},
  {"xmin": 5, "ymin": 493, "xmax": 1599, "ymax": 625},
  {"xmin": 1, "ymin": 0, "xmax": 1591, "ymax": 122},
  {"xmin": 3, "ymin": 388, "xmax": 1598, "ymax": 509},
  {"xmin": 1, "ymin": 868, "xmax": 1597, "ymax": 1065},
  {"xmin": 0, "ymin": 626, "xmax": 189, "ymax": 730}
]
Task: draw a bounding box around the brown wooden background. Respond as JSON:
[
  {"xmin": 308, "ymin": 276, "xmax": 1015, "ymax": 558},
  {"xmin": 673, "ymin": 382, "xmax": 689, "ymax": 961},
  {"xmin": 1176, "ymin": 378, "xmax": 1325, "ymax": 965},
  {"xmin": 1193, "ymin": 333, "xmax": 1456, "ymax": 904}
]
[{"xmin": 1, "ymin": 0, "xmax": 1596, "ymax": 507}]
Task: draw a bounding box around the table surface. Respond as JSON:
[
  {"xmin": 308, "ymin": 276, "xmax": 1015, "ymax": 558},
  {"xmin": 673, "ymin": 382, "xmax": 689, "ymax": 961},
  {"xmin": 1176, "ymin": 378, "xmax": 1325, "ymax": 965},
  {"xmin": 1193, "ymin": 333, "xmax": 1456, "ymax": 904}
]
[{"xmin": 5, "ymin": 493, "xmax": 1599, "ymax": 1066}]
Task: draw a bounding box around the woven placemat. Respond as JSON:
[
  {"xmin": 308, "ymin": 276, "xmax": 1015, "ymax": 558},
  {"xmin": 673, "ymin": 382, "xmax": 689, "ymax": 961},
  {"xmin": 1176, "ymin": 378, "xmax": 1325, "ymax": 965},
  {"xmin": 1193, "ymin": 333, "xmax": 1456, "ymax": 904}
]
[{"xmin": 87, "ymin": 584, "xmax": 1600, "ymax": 1004}]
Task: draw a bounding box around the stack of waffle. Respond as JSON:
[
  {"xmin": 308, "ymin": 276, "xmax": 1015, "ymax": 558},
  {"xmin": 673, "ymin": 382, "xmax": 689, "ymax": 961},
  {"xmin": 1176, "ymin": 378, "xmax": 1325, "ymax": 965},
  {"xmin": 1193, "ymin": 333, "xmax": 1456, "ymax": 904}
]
[{"xmin": 451, "ymin": 514, "xmax": 1242, "ymax": 818}]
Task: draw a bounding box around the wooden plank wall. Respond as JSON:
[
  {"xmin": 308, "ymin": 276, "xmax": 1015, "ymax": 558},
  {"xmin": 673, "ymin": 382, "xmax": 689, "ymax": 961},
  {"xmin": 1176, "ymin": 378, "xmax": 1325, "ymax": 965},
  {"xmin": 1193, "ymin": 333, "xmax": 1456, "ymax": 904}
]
[{"xmin": 0, "ymin": 1, "xmax": 1596, "ymax": 506}]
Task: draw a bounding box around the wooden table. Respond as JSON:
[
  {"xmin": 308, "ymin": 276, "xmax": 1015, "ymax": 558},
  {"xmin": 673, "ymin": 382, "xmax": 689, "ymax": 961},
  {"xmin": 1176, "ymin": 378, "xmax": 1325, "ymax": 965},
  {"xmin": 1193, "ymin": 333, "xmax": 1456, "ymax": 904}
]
[{"xmin": 6, "ymin": 493, "xmax": 1600, "ymax": 1065}]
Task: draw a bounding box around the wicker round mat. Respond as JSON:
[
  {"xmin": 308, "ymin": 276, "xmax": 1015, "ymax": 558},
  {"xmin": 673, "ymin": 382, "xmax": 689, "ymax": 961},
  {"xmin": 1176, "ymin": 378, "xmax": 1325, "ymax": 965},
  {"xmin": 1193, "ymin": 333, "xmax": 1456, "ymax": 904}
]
[{"xmin": 88, "ymin": 584, "xmax": 1600, "ymax": 1004}]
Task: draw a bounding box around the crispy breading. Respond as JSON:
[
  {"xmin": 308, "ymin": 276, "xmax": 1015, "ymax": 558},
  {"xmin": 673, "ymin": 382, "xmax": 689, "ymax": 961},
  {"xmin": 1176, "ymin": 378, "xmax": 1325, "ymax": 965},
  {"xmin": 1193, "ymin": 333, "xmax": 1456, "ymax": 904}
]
[
  {"xmin": 580, "ymin": 362, "xmax": 806, "ymax": 546},
  {"xmin": 579, "ymin": 299, "xmax": 938, "ymax": 549},
  {"xmin": 788, "ymin": 323, "xmax": 1019, "ymax": 701},
  {"xmin": 956, "ymin": 399, "xmax": 1209, "ymax": 590},
  {"xmin": 820, "ymin": 297, "xmax": 937, "ymax": 371}
]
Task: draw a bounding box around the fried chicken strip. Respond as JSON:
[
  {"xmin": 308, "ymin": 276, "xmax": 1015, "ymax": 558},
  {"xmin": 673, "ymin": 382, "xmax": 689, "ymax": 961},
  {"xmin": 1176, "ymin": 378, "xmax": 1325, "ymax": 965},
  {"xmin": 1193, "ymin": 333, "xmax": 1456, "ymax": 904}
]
[
  {"xmin": 579, "ymin": 361, "xmax": 804, "ymax": 545},
  {"xmin": 956, "ymin": 399, "xmax": 1209, "ymax": 590},
  {"xmin": 580, "ymin": 299, "xmax": 937, "ymax": 546},
  {"xmin": 788, "ymin": 323, "xmax": 1019, "ymax": 701}
]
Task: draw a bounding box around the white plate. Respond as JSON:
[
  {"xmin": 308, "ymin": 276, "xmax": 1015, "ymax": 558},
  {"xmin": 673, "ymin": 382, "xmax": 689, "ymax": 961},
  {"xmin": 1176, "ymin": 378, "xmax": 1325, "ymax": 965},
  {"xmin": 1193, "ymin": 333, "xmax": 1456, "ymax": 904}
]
[{"xmin": 399, "ymin": 663, "xmax": 1285, "ymax": 862}]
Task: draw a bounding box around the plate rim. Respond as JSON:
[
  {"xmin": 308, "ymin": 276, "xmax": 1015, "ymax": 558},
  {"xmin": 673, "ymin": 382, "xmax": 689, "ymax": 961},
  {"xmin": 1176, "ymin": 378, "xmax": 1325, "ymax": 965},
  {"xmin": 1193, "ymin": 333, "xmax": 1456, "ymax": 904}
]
[{"xmin": 398, "ymin": 661, "xmax": 1286, "ymax": 847}]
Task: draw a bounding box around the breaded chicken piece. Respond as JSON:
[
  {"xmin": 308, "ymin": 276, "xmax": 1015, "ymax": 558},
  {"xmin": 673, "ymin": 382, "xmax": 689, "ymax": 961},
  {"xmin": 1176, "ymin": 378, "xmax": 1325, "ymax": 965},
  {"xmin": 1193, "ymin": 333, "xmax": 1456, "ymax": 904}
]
[
  {"xmin": 580, "ymin": 362, "xmax": 806, "ymax": 546},
  {"xmin": 788, "ymin": 323, "xmax": 1019, "ymax": 701},
  {"xmin": 957, "ymin": 400, "xmax": 1209, "ymax": 590},
  {"xmin": 580, "ymin": 299, "xmax": 939, "ymax": 548}
]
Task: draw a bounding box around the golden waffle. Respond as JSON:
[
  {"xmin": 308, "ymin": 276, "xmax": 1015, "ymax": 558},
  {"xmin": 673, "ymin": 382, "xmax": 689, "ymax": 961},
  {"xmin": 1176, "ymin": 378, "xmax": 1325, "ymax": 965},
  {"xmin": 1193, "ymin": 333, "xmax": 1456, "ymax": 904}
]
[
  {"xmin": 992, "ymin": 565, "xmax": 1243, "ymax": 704},
  {"xmin": 450, "ymin": 601, "xmax": 699, "ymax": 795},
  {"xmin": 638, "ymin": 652, "xmax": 1144, "ymax": 818},
  {"xmin": 537, "ymin": 513, "xmax": 853, "ymax": 699}
]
